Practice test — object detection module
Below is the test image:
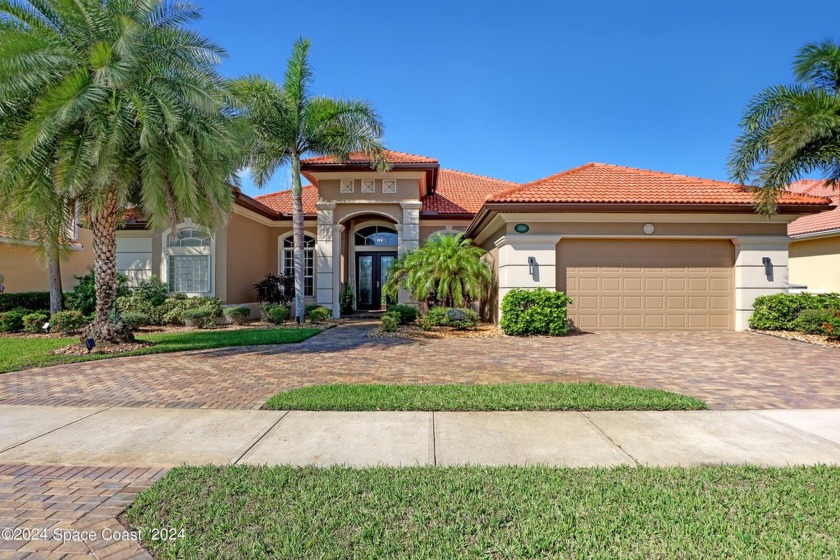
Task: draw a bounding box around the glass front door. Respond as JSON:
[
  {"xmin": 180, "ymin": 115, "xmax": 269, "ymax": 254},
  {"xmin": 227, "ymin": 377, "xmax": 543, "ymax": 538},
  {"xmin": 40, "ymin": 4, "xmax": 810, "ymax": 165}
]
[{"xmin": 356, "ymin": 252, "xmax": 397, "ymax": 309}]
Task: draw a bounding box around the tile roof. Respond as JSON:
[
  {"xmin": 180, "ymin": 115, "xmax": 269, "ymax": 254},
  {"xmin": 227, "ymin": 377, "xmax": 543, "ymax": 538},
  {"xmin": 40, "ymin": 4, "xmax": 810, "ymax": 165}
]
[
  {"xmin": 486, "ymin": 163, "xmax": 832, "ymax": 206},
  {"xmin": 301, "ymin": 149, "xmax": 438, "ymax": 165},
  {"xmin": 253, "ymin": 184, "xmax": 319, "ymax": 216},
  {"xmin": 787, "ymin": 179, "xmax": 840, "ymax": 236},
  {"xmin": 421, "ymin": 169, "xmax": 519, "ymax": 214}
]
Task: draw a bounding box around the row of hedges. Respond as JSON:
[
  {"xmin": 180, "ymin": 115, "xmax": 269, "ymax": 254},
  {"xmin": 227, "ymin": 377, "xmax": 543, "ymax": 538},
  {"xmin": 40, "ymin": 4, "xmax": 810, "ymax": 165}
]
[
  {"xmin": 749, "ymin": 293, "xmax": 840, "ymax": 339},
  {"xmin": 0, "ymin": 292, "xmax": 50, "ymax": 312},
  {"xmin": 0, "ymin": 308, "xmax": 86, "ymax": 334}
]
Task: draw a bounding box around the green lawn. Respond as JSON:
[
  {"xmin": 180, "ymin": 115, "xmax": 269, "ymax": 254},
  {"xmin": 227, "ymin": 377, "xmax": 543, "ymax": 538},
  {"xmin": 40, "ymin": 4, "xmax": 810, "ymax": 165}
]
[
  {"xmin": 263, "ymin": 382, "xmax": 707, "ymax": 411},
  {"xmin": 0, "ymin": 328, "xmax": 321, "ymax": 373},
  {"xmin": 124, "ymin": 464, "xmax": 840, "ymax": 559}
]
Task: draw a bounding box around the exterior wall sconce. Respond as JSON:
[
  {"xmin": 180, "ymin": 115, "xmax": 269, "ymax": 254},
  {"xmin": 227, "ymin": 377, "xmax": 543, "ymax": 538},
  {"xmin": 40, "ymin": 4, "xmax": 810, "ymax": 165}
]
[
  {"xmin": 528, "ymin": 256, "xmax": 539, "ymax": 280},
  {"xmin": 762, "ymin": 257, "xmax": 773, "ymax": 281}
]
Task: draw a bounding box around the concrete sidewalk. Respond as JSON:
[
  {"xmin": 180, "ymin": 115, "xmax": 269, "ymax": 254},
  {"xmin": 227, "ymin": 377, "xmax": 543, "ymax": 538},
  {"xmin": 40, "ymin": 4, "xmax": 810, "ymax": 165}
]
[{"xmin": 1, "ymin": 405, "xmax": 840, "ymax": 468}]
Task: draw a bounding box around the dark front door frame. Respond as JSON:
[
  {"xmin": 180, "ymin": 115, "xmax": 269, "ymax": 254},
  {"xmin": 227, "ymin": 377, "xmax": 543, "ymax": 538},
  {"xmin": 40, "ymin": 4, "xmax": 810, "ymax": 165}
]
[{"xmin": 356, "ymin": 251, "xmax": 397, "ymax": 310}]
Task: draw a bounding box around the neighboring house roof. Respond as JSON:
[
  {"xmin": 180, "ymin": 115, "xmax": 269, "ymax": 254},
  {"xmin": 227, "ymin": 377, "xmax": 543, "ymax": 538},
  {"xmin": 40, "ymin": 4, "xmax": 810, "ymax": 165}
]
[
  {"xmin": 422, "ymin": 169, "xmax": 518, "ymax": 215},
  {"xmin": 787, "ymin": 179, "xmax": 840, "ymax": 237},
  {"xmin": 253, "ymin": 185, "xmax": 319, "ymax": 216},
  {"xmin": 301, "ymin": 149, "xmax": 438, "ymax": 165},
  {"xmin": 486, "ymin": 163, "xmax": 831, "ymax": 207}
]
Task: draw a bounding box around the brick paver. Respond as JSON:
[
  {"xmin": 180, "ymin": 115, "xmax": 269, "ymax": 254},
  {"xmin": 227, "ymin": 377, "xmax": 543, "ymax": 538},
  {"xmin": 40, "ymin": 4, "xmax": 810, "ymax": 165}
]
[
  {"xmin": 0, "ymin": 464, "xmax": 166, "ymax": 559},
  {"xmin": 1, "ymin": 323, "xmax": 838, "ymax": 410}
]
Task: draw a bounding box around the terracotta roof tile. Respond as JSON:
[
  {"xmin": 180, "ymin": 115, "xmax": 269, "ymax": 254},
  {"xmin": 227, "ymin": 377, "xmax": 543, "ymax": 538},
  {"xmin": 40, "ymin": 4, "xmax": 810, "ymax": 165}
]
[
  {"xmin": 253, "ymin": 185, "xmax": 318, "ymax": 216},
  {"xmin": 422, "ymin": 169, "xmax": 518, "ymax": 214},
  {"xmin": 787, "ymin": 180, "xmax": 840, "ymax": 236},
  {"xmin": 487, "ymin": 163, "xmax": 832, "ymax": 206},
  {"xmin": 301, "ymin": 149, "xmax": 438, "ymax": 165}
]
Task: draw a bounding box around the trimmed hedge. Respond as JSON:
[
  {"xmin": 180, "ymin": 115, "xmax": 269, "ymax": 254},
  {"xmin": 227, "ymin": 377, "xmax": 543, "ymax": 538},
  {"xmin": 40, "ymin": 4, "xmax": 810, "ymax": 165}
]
[
  {"xmin": 308, "ymin": 306, "xmax": 332, "ymax": 323},
  {"xmin": 262, "ymin": 304, "xmax": 290, "ymax": 325},
  {"xmin": 500, "ymin": 288, "xmax": 573, "ymax": 336},
  {"xmin": 51, "ymin": 310, "xmax": 86, "ymax": 334},
  {"xmin": 418, "ymin": 307, "xmax": 479, "ymax": 331},
  {"xmin": 387, "ymin": 304, "xmax": 418, "ymax": 325},
  {"xmin": 224, "ymin": 306, "xmax": 252, "ymax": 325},
  {"xmin": 749, "ymin": 293, "xmax": 840, "ymax": 331},
  {"xmin": 0, "ymin": 292, "xmax": 50, "ymax": 312},
  {"xmin": 181, "ymin": 307, "xmax": 217, "ymax": 329},
  {"xmin": 22, "ymin": 312, "xmax": 49, "ymax": 334},
  {"xmin": 381, "ymin": 311, "xmax": 399, "ymax": 332},
  {"xmin": 0, "ymin": 308, "xmax": 29, "ymax": 333}
]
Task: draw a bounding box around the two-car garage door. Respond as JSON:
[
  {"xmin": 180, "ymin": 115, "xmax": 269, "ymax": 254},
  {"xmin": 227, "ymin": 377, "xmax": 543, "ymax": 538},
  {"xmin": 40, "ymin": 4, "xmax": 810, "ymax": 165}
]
[{"xmin": 557, "ymin": 239, "xmax": 734, "ymax": 330}]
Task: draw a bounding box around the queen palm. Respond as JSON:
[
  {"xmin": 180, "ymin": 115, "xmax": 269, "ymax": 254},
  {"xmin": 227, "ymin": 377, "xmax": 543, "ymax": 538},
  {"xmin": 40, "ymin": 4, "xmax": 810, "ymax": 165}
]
[
  {"xmin": 730, "ymin": 40, "xmax": 840, "ymax": 213},
  {"xmin": 384, "ymin": 232, "xmax": 491, "ymax": 308},
  {"xmin": 232, "ymin": 38, "xmax": 387, "ymax": 323},
  {"xmin": 0, "ymin": 0, "xmax": 240, "ymax": 341}
]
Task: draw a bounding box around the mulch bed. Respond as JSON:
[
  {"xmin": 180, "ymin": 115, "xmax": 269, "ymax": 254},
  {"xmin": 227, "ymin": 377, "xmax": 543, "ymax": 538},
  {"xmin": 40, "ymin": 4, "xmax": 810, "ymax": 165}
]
[
  {"xmin": 367, "ymin": 323, "xmax": 505, "ymax": 339},
  {"xmin": 52, "ymin": 340, "xmax": 155, "ymax": 356},
  {"xmin": 753, "ymin": 329, "xmax": 840, "ymax": 349}
]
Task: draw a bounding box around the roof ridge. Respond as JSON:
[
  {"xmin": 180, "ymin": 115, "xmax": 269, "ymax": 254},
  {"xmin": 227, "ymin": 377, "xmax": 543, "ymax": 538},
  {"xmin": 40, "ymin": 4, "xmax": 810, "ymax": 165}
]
[{"xmin": 487, "ymin": 163, "xmax": 598, "ymax": 202}]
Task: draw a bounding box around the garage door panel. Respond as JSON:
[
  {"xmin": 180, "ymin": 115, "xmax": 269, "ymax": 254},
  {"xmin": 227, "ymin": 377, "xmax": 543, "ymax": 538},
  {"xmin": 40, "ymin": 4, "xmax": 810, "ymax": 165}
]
[{"xmin": 558, "ymin": 239, "xmax": 733, "ymax": 331}]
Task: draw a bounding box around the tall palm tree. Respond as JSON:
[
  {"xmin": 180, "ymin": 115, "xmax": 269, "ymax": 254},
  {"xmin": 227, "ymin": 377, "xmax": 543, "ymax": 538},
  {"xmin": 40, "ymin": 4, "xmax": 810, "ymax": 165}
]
[
  {"xmin": 384, "ymin": 232, "xmax": 491, "ymax": 308},
  {"xmin": 232, "ymin": 38, "xmax": 387, "ymax": 323},
  {"xmin": 0, "ymin": 0, "xmax": 240, "ymax": 341},
  {"xmin": 730, "ymin": 39, "xmax": 840, "ymax": 213}
]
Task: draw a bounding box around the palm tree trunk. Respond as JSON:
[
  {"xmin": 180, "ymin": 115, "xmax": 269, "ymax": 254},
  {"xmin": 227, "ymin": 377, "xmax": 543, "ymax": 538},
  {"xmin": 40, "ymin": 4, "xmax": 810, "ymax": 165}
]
[
  {"xmin": 47, "ymin": 245, "xmax": 63, "ymax": 314},
  {"xmin": 291, "ymin": 153, "xmax": 306, "ymax": 324},
  {"xmin": 84, "ymin": 188, "xmax": 133, "ymax": 343}
]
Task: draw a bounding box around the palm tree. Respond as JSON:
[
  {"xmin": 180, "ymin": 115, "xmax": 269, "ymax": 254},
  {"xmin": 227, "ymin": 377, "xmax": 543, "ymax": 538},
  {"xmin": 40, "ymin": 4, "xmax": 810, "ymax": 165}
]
[
  {"xmin": 730, "ymin": 39, "xmax": 840, "ymax": 213},
  {"xmin": 232, "ymin": 38, "xmax": 387, "ymax": 323},
  {"xmin": 384, "ymin": 232, "xmax": 491, "ymax": 308},
  {"xmin": 0, "ymin": 0, "xmax": 240, "ymax": 341}
]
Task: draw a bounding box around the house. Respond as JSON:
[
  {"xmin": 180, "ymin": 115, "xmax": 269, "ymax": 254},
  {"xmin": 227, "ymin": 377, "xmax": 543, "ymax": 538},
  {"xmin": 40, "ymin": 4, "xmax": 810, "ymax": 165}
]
[
  {"xmin": 0, "ymin": 150, "xmax": 830, "ymax": 330},
  {"xmin": 787, "ymin": 180, "xmax": 840, "ymax": 293}
]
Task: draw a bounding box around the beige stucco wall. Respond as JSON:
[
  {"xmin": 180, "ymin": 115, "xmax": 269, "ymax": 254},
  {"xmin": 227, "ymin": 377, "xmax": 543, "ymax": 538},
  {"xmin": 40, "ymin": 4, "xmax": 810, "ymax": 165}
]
[
  {"xmin": 0, "ymin": 228, "xmax": 95, "ymax": 293},
  {"xmin": 224, "ymin": 213, "xmax": 276, "ymax": 305},
  {"xmin": 419, "ymin": 223, "xmax": 469, "ymax": 240},
  {"xmin": 511, "ymin": 221, "xmax": 789, "ymax": 237},
  {"xmin": 789, "ymin": 236, "xmax": 840, "ymax": 293},
  {"xmin": 318, "ymin": 178, "xmax": 420, "ymax": 203}
]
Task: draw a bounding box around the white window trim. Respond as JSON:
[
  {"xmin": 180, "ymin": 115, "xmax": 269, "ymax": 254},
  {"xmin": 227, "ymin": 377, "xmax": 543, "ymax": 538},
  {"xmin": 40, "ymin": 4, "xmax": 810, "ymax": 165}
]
[
  {"xmin": 361, "ymin": 179, "xmax": 376, "ymax": 193},
  {"xmin": 160, "ymin": 222, "xmax": 215, "ymax": 297},
  {"xmin": 278, "ymin": 231, "xmax": 317, "ymax": 298},
  {"xmin": 382, "ymin": 179, "xmax": 397, "ymax": 194},
  {"xmin": 340, "ymin": 179, "xmax": 355, "ymax": 193}
]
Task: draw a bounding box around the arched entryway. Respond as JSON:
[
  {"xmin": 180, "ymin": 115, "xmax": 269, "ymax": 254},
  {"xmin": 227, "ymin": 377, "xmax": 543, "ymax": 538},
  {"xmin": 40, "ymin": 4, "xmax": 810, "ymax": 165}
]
[{"xmin": 341, "ymin": 215, "xmax": 399, "ymax": 310}]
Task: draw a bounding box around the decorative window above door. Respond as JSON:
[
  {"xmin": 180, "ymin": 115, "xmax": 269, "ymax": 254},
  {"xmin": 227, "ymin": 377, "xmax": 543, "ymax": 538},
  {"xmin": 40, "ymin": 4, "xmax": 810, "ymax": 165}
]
[
  {"xmin": 340, "ymin": 179, "xmax": 354, "ymax": 193},
  {"xmin": 361, "ymin": 179, "xmax": 376, "ymax": 193},
  {"xmin": 382, "ymin": 179, "xmax": 397, "ymax": 193}
]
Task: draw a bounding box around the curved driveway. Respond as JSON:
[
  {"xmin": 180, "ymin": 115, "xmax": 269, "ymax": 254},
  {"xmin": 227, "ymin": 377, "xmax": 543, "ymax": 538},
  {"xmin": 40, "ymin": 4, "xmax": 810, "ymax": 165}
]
[{"xmin": 0, "ymin": 324, "xmax": 837, "ymax": 410}]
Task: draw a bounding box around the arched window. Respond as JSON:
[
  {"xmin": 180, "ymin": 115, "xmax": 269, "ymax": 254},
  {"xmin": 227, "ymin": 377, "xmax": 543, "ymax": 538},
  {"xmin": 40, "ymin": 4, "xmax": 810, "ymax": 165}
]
[
  {"xmin": 281, "ymin": 235, "xmax": 315, "ymax": 297},
  {"xmin": 167, "ymin": 228, "xmax": 211, "ymax": 247},
  {"xmin": 355, "ymin": 225, "xmax": 398, "ymax": 247},
  {"xmin": 165, "ymin": 227, "xmax": 212, "ymax": 294}
]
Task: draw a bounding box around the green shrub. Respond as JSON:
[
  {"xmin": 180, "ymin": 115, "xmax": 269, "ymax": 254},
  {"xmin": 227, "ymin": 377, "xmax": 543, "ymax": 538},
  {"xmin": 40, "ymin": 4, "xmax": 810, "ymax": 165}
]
[
  {"xmin": 418, "ymin": 307, "xmax": 479, "ymax": 331},
  {"xmin": 65, "ymin": 270, "xmax": 130, "ymax": 316},
  {"xmin": 381, "ymin": 312, "xmax": 399, "ymax": 332},
  {"xmin": 340, "ymin": 284, "xmax": 355, "ymax": 315},
  {"xmin": 135, "ymin": 275, "xmax": 169, "ymax": 307},
  {"xmin": 119, "ymin": 311, "xmax": 149, "ymax": 331},
  {"xmin": 308, "ymin": 306, "xmax": 332, "ymax": 323},
  {"xmin": 0, "ymin": 308, "xmax": 29, "ymax": 333},
  {"xmin": 224, "ymin": 306, "xmax": 252, "ymax": 324},
  {"xmin": 0, "ymin": 292, "xmax": 50, "ymax": 312},
  {"xmin": 387, "ymin": 304, "xmax": 418, "ymax": 325},
  {"xmin": 253, "ymin": 273, "xmax": 295, "ymax": 306},
  {"xmin": 117, "ymin": 293, "xmax": 159, "ymax": 324},
  {"xmin": 51, "ymin": 310, "xmax": 86, "ymax": 334},
  {"xmin": 181, "ymin": 307, "xmax": 217, "ymax": 329},
  {"xmin": 162, "ymin": 295, "xmax": 223, "ymax": 325},
  {"xmin": 749, "ymin": 292, "xmax": 840, "ymax": 331},
  {"xmin": 792, "ymin": 308, "xmax": 839, "ymax": 334},
  {"xmin": 262, "ymin": 304, "xmax": 290, "ymax": 325},
  {"xmin": 304, "ymin": 303, "xmax": 321, "ymax": 319},
  {"xmin": 822, "ymin": 312, "xmax": 840, "ymax": 339},
  {"xmin": 22, "ymin": 312, "xmax": 49, "ymax": 334},
  {"xmin": 500, "ymin": 288, "xmax": 573, "ymax": 336}
]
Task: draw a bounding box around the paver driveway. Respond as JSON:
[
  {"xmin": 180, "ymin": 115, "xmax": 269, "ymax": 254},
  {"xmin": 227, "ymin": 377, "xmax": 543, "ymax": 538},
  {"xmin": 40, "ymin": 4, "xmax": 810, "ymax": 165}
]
[{"xmin": 0, "ymin": 324, "xmax": 837, "ymax": 410}]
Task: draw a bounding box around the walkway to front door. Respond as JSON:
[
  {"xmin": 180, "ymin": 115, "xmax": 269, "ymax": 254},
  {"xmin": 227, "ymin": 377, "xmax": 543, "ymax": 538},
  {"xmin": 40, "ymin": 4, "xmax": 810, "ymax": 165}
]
[{"xmin": 356, "ymin": 252, "xmax": 396, "ymax": 309}]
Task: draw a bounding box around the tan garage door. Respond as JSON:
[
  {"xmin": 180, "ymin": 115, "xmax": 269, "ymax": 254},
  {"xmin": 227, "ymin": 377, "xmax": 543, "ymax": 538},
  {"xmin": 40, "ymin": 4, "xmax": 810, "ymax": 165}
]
[{"xmin": 557, "ymin": 239, "xmax": 733, "ymax": 330}]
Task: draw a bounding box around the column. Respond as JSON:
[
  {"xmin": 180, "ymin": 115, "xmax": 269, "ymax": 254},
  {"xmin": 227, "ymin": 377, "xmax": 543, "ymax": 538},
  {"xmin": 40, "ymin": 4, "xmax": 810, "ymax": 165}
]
[
  {"xmin": 331, "ymin": 224, "xmax": 344, "ymax": 318},
  {"xmin": 733, "ymin": 236, "xmax": 791, "ymax": 331},
  {"xmin": 398, "ymin": 201, "xmax": 422, "ymax": 305},
  {"xmin": 315, "ymin": 201, "xmax": 336, "ymax": 313},
  {"xmin": 494, "ymin": 234, "xmax": 563, "ymax": 321}
]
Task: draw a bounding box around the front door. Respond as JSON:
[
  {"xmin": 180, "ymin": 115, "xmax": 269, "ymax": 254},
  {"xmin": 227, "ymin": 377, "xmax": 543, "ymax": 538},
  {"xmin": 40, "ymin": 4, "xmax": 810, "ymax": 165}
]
[{"xmin": 356, "ymin": 252, "xmax": 397, "ymax": 309}]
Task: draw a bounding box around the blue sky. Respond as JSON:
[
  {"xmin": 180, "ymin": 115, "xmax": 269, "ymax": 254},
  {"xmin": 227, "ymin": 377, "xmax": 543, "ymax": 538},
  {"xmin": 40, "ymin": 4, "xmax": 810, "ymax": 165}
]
[{"xmin": 193, "ymin": 0, "xmax": 840, "ymax": 197}]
